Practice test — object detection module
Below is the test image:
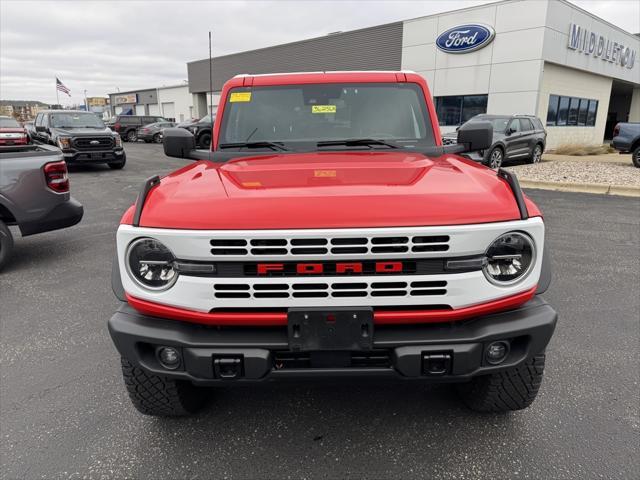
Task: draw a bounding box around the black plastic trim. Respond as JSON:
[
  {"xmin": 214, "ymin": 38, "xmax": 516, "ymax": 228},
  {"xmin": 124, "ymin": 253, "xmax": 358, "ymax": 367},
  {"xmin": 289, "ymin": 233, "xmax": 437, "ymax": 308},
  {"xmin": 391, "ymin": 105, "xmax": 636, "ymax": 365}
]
[
  {"xmin": 497, "ymin": 168, "xmax": 529, "ymax": 220},
  {"xmin": 132, "ymin": 175, "xmax": 160, "ymax": 227},
  {"xmin": 111, "ymin": 255, "xmax": 126, "ymax": 301},
  {"xmin": 19, "ymin": 197, "xmax": 84, "ymax": 236}
]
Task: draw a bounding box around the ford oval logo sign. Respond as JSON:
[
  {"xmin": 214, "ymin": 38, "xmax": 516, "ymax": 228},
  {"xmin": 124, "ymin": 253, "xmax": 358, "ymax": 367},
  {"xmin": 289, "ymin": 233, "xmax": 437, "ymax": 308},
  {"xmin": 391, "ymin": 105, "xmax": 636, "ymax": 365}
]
[{"xmin": 436, "ymin": 24, "xmax": 495, "ymax": 53}]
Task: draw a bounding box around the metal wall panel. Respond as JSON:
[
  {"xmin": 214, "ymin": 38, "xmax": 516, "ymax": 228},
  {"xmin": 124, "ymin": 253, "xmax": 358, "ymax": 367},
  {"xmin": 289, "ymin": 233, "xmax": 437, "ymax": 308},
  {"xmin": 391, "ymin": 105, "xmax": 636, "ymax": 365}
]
[{"xmin": 187, "ymin": 22, "xmax": 403, "ymax": 93}]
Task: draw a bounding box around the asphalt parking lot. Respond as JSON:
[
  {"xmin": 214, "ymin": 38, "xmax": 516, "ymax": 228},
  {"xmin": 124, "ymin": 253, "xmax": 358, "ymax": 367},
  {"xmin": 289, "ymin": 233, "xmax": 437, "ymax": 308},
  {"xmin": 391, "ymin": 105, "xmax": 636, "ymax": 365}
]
[{"xmin": 1, "ymin": 142, "xmax": 638, "ymax": 479}]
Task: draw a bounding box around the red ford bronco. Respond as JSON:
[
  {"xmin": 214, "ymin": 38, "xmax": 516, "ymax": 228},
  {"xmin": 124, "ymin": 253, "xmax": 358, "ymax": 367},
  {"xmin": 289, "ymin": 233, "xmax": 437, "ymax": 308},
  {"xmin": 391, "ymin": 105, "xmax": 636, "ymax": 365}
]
[{"xmin": 109, "ymin": 71, "xmax": 556, "ymax": 416}]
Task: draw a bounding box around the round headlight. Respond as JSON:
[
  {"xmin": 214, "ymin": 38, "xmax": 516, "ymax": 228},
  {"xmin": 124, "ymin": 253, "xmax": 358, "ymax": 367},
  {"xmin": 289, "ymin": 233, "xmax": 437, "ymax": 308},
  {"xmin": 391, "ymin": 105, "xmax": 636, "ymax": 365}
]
[
  {"xmin": 126, "ymin": 238, "xmax": 178, "ymax": 290},
  {"xmin": 483, "ymin": 232, "xmax": 535, "ymax": 285}
]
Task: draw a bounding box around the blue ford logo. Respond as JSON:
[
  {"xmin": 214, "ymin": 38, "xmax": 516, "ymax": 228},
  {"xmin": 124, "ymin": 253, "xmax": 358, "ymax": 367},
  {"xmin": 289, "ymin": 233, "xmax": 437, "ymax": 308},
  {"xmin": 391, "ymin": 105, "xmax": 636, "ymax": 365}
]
[{"xmin": 436, "ymin": 24, "xmax": 495, "ymax": 53}]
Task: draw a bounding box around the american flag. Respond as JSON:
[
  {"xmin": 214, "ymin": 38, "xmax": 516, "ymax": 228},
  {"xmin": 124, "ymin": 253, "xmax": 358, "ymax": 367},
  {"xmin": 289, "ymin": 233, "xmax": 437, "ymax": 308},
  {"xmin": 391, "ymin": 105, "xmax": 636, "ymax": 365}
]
[{"xmin": 56, "ymin": 78, "xmax": 71, "ymax": 96}]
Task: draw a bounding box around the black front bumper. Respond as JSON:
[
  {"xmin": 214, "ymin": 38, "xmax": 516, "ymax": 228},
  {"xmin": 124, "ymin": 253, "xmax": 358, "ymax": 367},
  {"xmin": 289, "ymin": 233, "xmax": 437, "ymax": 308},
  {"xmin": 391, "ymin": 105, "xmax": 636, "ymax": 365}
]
[
  {"xmin": 20, "ymin": 197, "xmax": 84, "ymax": 236},
  {"xmin": 108, "ymin": 296, "xmax": 557, "ymax": 385},
  {"xmin": 63, "ymin": 148, "xmax": 125, "ymax": 163}
]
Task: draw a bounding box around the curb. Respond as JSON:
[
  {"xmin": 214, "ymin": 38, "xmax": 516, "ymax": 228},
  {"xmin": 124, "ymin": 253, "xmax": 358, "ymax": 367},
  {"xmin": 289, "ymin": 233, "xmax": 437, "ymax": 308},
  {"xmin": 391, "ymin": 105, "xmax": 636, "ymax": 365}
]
[{"xmin": 519, "ymin": 179, "xmax": 640, "ymax": 198}]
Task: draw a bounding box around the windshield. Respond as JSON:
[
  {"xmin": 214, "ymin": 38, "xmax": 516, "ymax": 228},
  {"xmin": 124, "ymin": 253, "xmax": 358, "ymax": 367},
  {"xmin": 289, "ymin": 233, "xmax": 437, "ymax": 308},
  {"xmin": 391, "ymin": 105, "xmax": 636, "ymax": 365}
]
[
  {"xmin": 0, "ymin": 118, "xmax": 20, "ymax": 128},
  {"xmin": 50, "ymin": 112, "xmax": 105, "ymax": 129},
  {"xmin": 470, "ymin": 116, "xmax": 510, "ymax": 132},
  {"xmin": 218, "ymin": 83, "xmax": 435, "ymax": 150},
  {"xmin": 198, "ymin": 115, "xmax": 214, "ymax": 124}
]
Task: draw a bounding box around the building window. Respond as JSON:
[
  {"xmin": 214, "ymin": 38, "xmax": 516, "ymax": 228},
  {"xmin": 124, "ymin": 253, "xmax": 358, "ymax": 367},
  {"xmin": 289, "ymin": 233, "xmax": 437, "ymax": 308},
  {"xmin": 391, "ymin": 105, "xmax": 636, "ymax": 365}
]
[
  {"xmin": 547, "ymin": 94, "xmax": 598, "ymax": 127},
  {"xmin": 434, "ymin": 95, "xmax": 488, "ymax": 126},
  {"xmin": 547, "ymin": 95, "xmax": 559, "ymax": 126}
]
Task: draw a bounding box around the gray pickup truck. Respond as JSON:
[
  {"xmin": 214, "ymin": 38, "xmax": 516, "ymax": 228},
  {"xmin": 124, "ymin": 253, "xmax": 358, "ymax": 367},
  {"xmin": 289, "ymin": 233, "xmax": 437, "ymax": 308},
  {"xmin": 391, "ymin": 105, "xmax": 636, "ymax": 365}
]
[
  {"xmin": 0, "ymin": 144, "xmax": 84, "ymax": 270},
  {"xmin": 611, "ymin": 122, "xmax": 640, "ymax": 168}
]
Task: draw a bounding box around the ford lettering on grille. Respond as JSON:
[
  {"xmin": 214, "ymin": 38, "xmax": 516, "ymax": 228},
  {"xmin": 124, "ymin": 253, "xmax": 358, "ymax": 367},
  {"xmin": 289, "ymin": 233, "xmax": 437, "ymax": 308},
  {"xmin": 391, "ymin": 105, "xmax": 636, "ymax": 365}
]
[{"xmin": 256, "ymin": 261, "xmax": 404, "ymax": 275}]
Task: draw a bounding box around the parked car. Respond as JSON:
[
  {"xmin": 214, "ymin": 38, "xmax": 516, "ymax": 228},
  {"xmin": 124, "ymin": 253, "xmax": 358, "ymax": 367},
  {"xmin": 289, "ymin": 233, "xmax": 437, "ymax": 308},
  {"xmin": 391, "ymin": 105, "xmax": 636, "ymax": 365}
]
[
  {"xmin": 0, "ymin": 143, "xmax": 84, "ymax": 270},
  {"xmin": 442, "ymin": 114, "xmax": 547, "ymax": 168},
  {"xmin": 0, "ymin": 116, "xmax": 29, "ymax": 146},
  {"xmin": 109, "ymin": 71, "xmax": 556, "ymax": 417},
  {"xmin": 137, "ymin": 121, "xmax": 177, "ymax": 143},
  {"xmin": 109, "ymin": 115, "xmax": 169, "ymax": 142},
  {"xmin": 178, "ymin": 114, "xmax": 214, "ymax": 148},
  {"xmin": 31, "ymin": 110, "xmax": 126, "ymax": 169},
  {"xmin": 611, "ymin": 122, "xmax": 640, "ymax": 168}
]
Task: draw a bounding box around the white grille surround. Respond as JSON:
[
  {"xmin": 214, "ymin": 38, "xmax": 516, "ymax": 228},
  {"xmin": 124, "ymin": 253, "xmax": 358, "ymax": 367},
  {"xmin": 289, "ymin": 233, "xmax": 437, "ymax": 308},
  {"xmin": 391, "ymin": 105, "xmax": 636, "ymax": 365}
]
[{"xmin": 117, "ymin": 217, "xmax": 545, "ymax": 312}]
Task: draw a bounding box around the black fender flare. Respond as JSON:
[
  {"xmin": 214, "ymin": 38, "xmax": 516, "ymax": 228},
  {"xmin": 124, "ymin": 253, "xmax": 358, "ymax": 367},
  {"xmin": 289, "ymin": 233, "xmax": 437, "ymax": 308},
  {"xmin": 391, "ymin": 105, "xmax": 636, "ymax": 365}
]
[
  {"xmin": 536, "ymin": 242, "xmax": 552, "ymax": 295},
  {"xmin": 112, "ymin": 255, "xmax": 126, "ymax": 301}
]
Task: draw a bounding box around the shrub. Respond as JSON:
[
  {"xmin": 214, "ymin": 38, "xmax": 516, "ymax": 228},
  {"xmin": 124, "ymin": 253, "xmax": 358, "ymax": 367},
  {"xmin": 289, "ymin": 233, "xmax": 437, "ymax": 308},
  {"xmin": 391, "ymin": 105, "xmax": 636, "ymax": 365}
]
[{"xmin": 550, "ymin": 143, "xmax": 616, "ymax": 156}]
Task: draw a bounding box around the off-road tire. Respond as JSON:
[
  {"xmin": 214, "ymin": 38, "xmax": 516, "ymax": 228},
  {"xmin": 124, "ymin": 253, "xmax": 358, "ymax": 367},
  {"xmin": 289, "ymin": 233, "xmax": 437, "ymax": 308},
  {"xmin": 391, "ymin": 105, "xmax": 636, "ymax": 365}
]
[
  {"xmin": 632, "ymin": 146, "xmax": 640, "ymax": 168},
  {"xmin": 126, "ymin": 130, "xmax": 137, "ymax": 142},
  {"xmin": 198, "ymin": 132, "xmax": 212, "ymax": 149},
  {"xmin": 456, "ymin": 353, "xmax": 546, "ymax": 413},
  {"xmin": 121, "ymin": 357, "xmax": 208, "ymax": 416},
  {"xmin": 108, "ymin": 153, "xmax": 126, "ymax": 170},
  {"xmin": 485, "ymin": 146, "xmax": 504, "ymax": 169},
  {"xmin": 0, "ymin": 220, "xmax": 14, "ymax": 271}
]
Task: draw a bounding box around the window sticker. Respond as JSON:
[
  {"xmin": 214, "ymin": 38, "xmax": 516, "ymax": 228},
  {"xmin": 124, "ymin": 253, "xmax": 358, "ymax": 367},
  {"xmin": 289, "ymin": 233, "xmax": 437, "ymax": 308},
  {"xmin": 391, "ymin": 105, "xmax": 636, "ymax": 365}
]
[
  {"xmin": 230, "ymin": 92, "xmax": 252, "ymax": 103},
  {"xmin": 311, "ymin": 105, "xmax": 336, "ymax": 114}
]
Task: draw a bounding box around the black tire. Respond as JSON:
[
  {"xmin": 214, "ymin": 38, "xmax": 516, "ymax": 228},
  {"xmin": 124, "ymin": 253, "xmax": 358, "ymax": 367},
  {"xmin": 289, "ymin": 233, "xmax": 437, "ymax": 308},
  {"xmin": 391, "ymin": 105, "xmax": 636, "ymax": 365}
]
[
  {"xmin": 121, "ymin": 357, "xmax": 209, "ymax": 416},
  {"xmin": 126, "ymin": 130, "xmax": 137, "ymax": 142},
  {"xmin": 153, "ymin": 133, "xmax": 163, "ymax": 144},
  {"xmin": 198, "ymin": 132, "xmax": 212, "ymax": 149},
  {"xmin": 456, "ymin": 353, "xmax": 546, "ymax": 413},
  {"xmin": 108, "ymin": 153, "xmax": 126, "ymax": 170},
  {"xmin": 632, "ymin": 146, "xmax": 640, "ymax": 168},
  {"xmin": 0, "ymin": 220, "xmax": 14, "ymax": 272},
  {"xmin": 528, "ymin": 143, "xmax": 543, "ymax": 164},
  {"xmin": 485, "ymin": 146, "xmax": 504, "ymax": 169}
]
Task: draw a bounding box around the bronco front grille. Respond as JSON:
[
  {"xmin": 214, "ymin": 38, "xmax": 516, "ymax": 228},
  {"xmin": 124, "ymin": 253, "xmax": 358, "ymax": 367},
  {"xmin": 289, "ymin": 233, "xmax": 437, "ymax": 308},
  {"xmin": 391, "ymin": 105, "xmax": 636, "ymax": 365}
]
[
  {"xmin": 73, "ymin": 136, "xmax": 115, "ymax": 150},
  {"xmin": 213, "ymin": 280, "xmax": 447, "ymax": 299},
  {"xmin": 210, "ymin": 235, "xmax": 450, "ymax": 257}
]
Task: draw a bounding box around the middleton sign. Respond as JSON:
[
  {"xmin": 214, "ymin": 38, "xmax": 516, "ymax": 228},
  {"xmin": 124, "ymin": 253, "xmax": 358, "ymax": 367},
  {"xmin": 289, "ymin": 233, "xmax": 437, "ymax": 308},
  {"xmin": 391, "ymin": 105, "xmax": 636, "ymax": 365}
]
[
  {"xmin": 567, "ymin": 23, "xmax": 636, "ymax": 69},
  {"xmin": 436, "ymin": 24, "xmax": 496, "ymax": 54}
]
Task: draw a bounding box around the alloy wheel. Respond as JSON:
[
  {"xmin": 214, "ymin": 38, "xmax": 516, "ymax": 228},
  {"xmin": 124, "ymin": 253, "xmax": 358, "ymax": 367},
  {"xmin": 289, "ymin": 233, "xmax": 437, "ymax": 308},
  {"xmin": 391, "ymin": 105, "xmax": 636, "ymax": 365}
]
[{"xmin": 490, "ymin": 149, "xmax": 503, "ymax": 169}]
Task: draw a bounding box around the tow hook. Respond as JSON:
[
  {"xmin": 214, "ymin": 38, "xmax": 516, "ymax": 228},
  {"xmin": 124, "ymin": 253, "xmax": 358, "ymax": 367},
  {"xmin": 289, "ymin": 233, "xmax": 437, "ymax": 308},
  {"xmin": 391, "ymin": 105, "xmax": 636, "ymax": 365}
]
[
  {"xmin": 213, "ymin": 357, "xmax": 244, "ymax": 379},
  {"xmin": 422, "ymin": 353, "xmax": 452, "ymax": 376}
]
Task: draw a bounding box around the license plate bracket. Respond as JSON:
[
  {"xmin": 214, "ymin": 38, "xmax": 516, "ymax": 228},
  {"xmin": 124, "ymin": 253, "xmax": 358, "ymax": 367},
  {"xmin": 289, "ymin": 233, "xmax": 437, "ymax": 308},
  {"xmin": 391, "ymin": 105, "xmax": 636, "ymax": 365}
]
[{"xmin": 287, "ymin": 307, "xmax": 373, "ymax": 352}]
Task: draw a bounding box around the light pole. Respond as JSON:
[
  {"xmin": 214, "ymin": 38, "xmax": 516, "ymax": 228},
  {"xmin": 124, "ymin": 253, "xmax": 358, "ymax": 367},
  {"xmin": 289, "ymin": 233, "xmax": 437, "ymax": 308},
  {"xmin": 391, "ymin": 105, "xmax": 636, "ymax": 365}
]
[{"xmin": 84, "ymin": 89, "xmax": 89, "ymax": 112}]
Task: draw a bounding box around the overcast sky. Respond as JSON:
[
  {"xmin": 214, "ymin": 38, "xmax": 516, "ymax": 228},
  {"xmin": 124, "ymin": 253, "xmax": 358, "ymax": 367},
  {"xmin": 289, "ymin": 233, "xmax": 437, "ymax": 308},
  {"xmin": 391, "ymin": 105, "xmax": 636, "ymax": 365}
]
[{"xmin": 1, "ymin": 0, "xmax": 638, "ymax": 105}]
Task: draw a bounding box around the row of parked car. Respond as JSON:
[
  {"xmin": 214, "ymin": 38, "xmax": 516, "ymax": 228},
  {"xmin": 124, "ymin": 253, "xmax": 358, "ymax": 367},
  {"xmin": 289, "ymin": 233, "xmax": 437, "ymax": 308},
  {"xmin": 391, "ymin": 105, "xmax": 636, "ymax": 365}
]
[{"xmin": 106, "ymin": 114, "xmax": 215, "ymax": 148}]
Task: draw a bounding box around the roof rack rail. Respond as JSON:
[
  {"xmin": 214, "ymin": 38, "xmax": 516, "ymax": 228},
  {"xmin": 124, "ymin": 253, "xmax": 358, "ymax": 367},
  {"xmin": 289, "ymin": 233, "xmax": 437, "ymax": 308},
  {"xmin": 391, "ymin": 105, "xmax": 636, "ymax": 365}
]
[
  {"xmin": 497, "ymin": 169, "xmax": 528, "ymax": 220},
  {"xmin": 132, "ymin": 175, "xmax": 161, "ymax": 227}
]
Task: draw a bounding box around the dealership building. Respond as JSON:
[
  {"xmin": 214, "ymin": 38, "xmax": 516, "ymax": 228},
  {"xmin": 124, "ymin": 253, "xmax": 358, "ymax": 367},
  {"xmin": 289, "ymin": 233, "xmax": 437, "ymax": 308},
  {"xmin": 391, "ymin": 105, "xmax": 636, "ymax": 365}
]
[
  {"xmin": 107, "ymin": 83, "xmax": 193, "ymax": 123},
  {"xmin": 186, "ymin": 0, "xmax": 639, "ymax": 148}
]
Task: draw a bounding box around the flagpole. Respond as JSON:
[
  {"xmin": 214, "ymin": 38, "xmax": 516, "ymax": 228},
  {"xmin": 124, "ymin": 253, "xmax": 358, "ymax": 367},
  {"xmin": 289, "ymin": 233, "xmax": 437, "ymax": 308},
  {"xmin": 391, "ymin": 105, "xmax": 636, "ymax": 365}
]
[{"xmin": 56, "ymin": 78, "xmax": 59, "ymax": 107}]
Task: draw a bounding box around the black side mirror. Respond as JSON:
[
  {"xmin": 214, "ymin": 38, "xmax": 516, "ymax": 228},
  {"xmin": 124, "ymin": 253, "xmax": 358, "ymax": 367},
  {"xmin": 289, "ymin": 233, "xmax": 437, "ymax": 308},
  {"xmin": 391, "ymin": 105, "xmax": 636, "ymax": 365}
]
[
  {"xmin": 457, "ymin": 121, "xmax": 493, "ymax": 152},
  {"xmin": 163, "ymin": 128, "xmax": 197, "ymax": 159},
  {"xmin": 35, "ymin": 125, "xmax": 47, "ymax": 132}
]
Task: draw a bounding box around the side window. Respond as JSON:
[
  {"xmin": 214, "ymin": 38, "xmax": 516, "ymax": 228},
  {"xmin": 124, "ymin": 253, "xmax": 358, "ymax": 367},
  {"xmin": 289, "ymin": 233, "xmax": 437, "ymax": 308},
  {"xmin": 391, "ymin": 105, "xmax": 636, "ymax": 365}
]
[
  {"xmin": 35, "ymin": 114, "xmax": 43, "ymax": 127},
  {"xmin": 508, "ymin": 119, "xmax": 521, "ymax": 133},
  {"xmin": 519, "ymin": 118, "xmax": 533, "ymax": 131},
  {"xmin": 42, "ymin": 114, "xmax": 49, "ymax": 127}
]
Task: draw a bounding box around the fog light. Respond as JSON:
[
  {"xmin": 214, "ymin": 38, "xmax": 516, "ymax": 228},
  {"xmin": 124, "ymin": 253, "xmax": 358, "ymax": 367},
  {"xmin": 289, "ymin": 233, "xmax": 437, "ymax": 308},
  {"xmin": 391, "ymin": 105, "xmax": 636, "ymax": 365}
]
[
  {"xmin": 486, "ymin": 341, "xmax": 509, "ymax": 365},
  {"xmin": 157, "ymin": 346, "xmax": 181, "ymax": 369}
]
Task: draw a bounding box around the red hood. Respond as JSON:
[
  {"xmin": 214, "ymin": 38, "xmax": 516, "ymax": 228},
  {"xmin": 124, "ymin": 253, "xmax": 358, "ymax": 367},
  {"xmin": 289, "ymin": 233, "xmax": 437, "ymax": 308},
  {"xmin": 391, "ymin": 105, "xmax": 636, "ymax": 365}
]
[{"xmin": 131, "ymin": 151, "xmax": 537, "ymax": 229}]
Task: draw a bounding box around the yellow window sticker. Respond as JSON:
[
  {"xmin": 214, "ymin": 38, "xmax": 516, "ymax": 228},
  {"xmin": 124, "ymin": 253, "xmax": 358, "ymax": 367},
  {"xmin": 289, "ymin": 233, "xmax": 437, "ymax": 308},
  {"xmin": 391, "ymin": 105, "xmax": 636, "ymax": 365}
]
[
  {"xmin": 230, "ymin": 92, "xmax": 252, "ymax": 103},
  {"xmin": 314, "ymin": 170, "xmax": 336, "ymax": 177},
  {"xmin": 311, "ymin": 105, "xmax": 336, "ymax": 114}
]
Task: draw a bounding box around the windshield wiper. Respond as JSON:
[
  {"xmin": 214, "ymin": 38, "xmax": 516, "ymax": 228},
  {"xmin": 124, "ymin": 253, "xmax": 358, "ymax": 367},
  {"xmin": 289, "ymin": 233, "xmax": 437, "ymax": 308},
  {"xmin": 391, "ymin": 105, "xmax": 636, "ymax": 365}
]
[
  {"xmin": 317, "ymin": 138, "xmax": 399, "ymax": 149},
  {"xmin": 218, "ymin": 141, "xmax": 289, "ymax": 152}
]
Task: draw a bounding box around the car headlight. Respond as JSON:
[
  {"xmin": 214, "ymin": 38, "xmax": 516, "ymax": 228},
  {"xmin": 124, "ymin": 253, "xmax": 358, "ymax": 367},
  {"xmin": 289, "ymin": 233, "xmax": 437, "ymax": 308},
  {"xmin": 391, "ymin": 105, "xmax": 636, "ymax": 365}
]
[
  {"xmin": 483, "ymin": 232, "xmax": 535, "ymax": 285},
  {"xmin": 57, "ymin": 137, "xmax": 72, "ymax": 149},
  {"xmin": 114, "ymin": 135, "xmax": 122, "ymax": 147},
  {"xmin": 126, "ymin": 238, "xmax": 178, "ymax": 290},
  {"xmin": 187, "ymin": 126, "xmax": 197, "ymax": 134}
]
